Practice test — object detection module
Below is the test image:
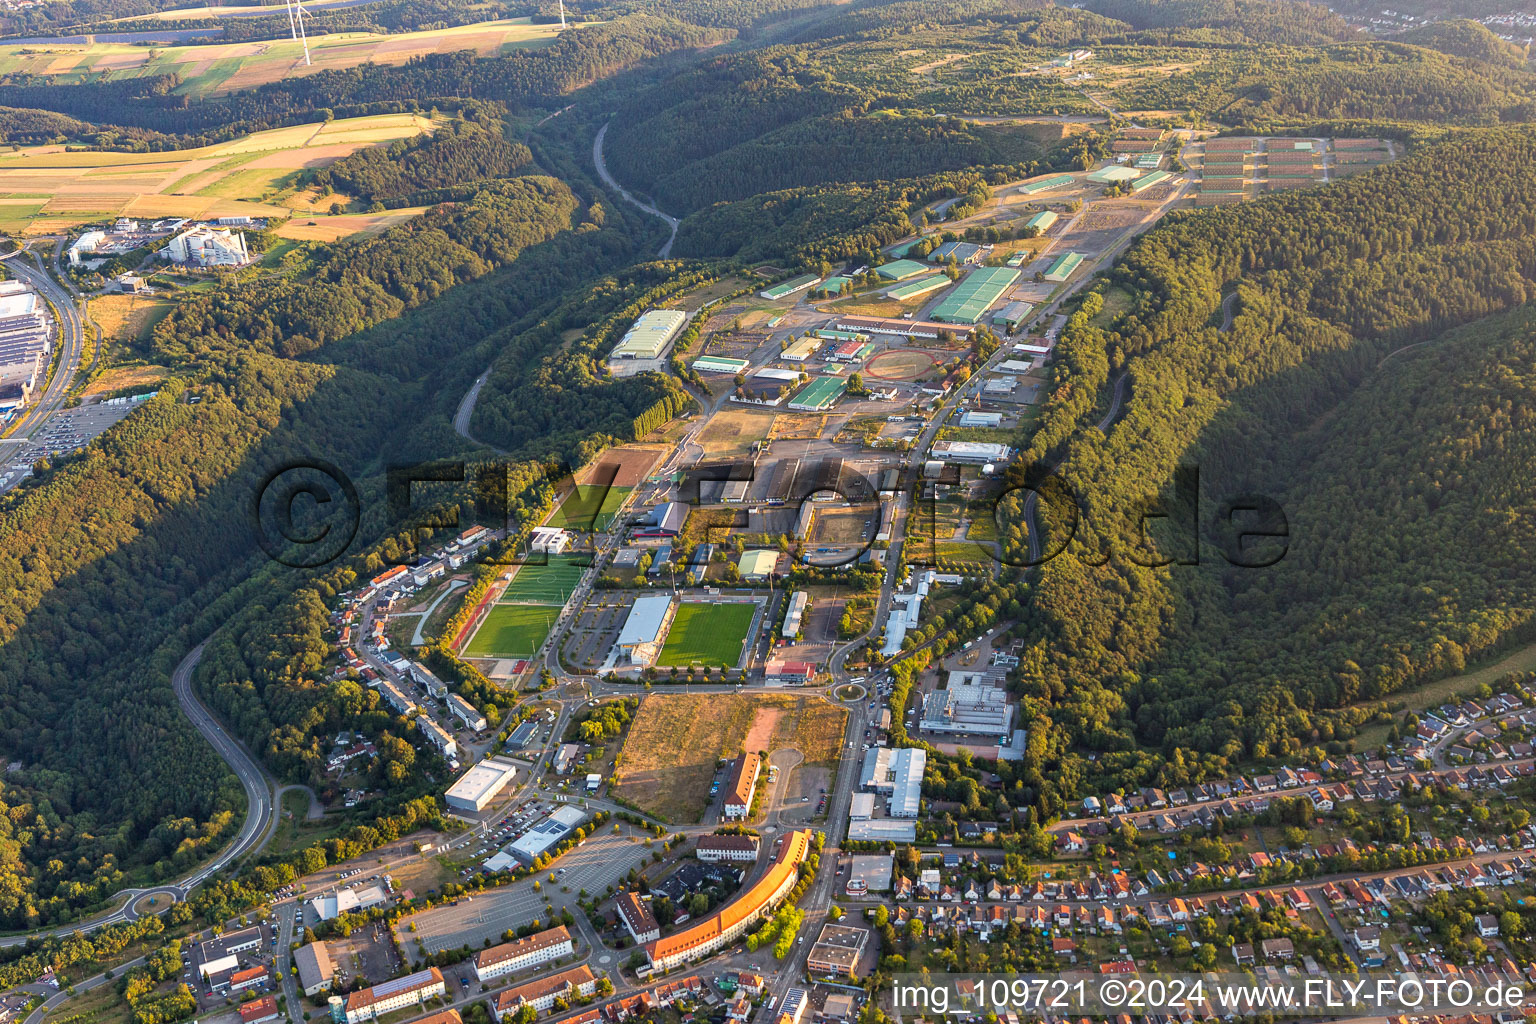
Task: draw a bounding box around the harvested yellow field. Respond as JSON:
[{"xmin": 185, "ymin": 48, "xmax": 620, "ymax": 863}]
[
  {"xmin": 612, "ymin": 693, "xmax": 846, "ymax": 823},
  {"xmin": 0, "ymin": 113, "xmax": 430, "ymax": 235},
  {"xmin": 0, "ymin": 19, "xmax": 586, "ymax": 97},
  {"xmin": 275, "ymin": 208, "xmax": 431, "ymax": 242}
]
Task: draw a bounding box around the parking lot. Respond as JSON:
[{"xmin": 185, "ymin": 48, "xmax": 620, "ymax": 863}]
[
  {"xmin": 400, "ymin": 828, "xmax": 653, "ymax": 953},
  {"xmin": 329, "ymin": 920, "xmax": 401, "ymax": 986},
  {"xmin": 0, "ymin": 403, "xmax": 136, "ymax": 492}
]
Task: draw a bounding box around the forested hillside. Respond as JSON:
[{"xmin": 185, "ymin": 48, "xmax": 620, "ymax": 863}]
[
  {"xmin": 991, "ymin": 130, "xmax": 1536, "ymax": 816},
  {"xmin": 312, "ymin": 116, "xmax": 533, "ymax": 207}
]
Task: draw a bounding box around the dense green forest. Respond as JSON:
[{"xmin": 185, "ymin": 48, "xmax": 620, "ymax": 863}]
[
  {"xmin": 988, "ymin": 130, "xmax": 1536, "ymax": 818},
  {"xmin": 312, "ymin": 115, "xmax": 533, "ymax": 207}
]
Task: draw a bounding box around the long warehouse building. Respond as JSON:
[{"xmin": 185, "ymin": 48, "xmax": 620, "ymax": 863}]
[
  {"xmin": 928, "ymin": 267, "xmax": 1021, "ymax": 325},
  {"xmin": 610, "ymin": 309, "xmax": 690, "ymax": 361},
  {"xmin": 643, "ymin": 829, "xmax": 812, "ymax": 971}
]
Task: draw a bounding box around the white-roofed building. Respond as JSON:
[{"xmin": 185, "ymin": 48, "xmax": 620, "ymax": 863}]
[
  {"xmin": 859, "ymin": 746, "xmax": 925, "ymax": 817},
  {"xmin": 445, "ymin": 758, "xmax": 517, "ymax": 813},
  {"xmin": 782, "ymin": 591, "xmax": 808, "ymax": 638},
  {"xmin": 165, "ymin": 226, "xmax": 249, "ymax": 267},
  {"xmin": 610, "ymin": 309, "xmax": 689, "ymax": 362},
  {"xmin": 920, "ymin": 671, "xmax": 1013, "ymax": 737},
  {"xmin": 616, "ymin": 595, "xmax": 675, "ymax": 666}
]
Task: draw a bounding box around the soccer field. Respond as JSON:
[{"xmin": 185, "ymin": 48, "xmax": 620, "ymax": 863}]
[
  {"xmin": 547, "ymin": 485, "xmax": 632, "ymax": 531},
  {"xmin": 462, "ymin": 604, "xmax": 557, "ymax": 658},
  {"xmin": 499, "ymin": 555, "xmax": 587, "ymax": 605},
  {"xmin": 656, "ymin": 602, "xmax": 757, "ymax": 667}
]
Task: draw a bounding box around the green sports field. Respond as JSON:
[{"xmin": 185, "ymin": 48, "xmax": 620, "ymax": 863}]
[
  {"xmin": 462, "ymin": 604, "xmax": 558, "ymax": 658},
  {"xmin": 656, "ymin": 602, "xmax": 757, "ymax": 668},
  {"xmin": 547, "ymin": 485, "xmax": 632, "ymax": 531},
  {"xmin": 499, "ymin": 555, "xmax": 587, "ymax": 604}
]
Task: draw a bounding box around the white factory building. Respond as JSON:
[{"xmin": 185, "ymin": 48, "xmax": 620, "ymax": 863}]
[
  {"xmin": 920, "ymin": 671, "xmax": 1014, "ymax": 737},
  {"xmin": 165, "ymin": 226, "xmax": 250, "ymax": 267},
  {"xmin": 444, "ymin": 758, "xmax": 518, "ymax": 813},
  {"xmin": 931, "ymin": 440, "xmax": 1013, "ymax": 465},
  {"xmin": 615, "ymin": 594, "xmax": 675, "ymax": 666},
  {"xmin": 610, "ymin": 308, "xmax": 689, "ymax": 362},
  {"xmin": 879, "ymin": 570, "xmax": 933, "ymax": 658},
  {"xmin": 859, "ymin": 746, "xmax": 926, "ymax": 818}
]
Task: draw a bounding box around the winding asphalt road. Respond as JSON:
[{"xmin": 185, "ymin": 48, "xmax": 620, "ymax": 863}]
[
  {"xmin": 0, "ymin": 244, "xmax": 86, "ymax": 442},
  {"xmin": 592, "ymin": 121, "xmax": 680, "ymax": 258}
]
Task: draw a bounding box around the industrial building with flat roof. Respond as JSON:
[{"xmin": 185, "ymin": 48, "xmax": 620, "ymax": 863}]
[
  {"xmin": 931, "ymin": 440, "xmax": 1012, "ymax": 465},
  {"xmin": 808, "ymin": 923, "xmax": 870, "ymax": 976},
  {"xmin": 928, "ymin": 267, "xmax": 1020, "ymax": 325},
  {"xmin": 643, "ymin": 830, "xmax": 812, "ymax": 971},
  {"xmin": 846, "ymin": 818, "xmax": 916, "ymax": 842},
  {"xmin": 611, "ymin": 309, "xmax": 689, "ymax": 361},
  {"xmin": 1043, "ymin": 252, "xmax": 1084, "ymax": 282},
  {"xmin": 1019, "ymin": 174, "xmax": 1075, "ymax": 194},
  {"xmin": 874, "ymin": 258, "xmax": 929, "ymax": 281},
  {"xmin": 509, "ymin": 805, "xmax": 588, "ymax": 864},
  {"xmin": 473, "ymin": 925, "xmax": 574, "ymax": 982},
  {"xmin": 616, "ymin": 595, "xmax": 675, "ymax": 666},
  {"xmin": 920, "ymin": 671, "xmax": 1014, "ymax": 737},
  {"xmin": 782, "ymin": 591, "xmax": 809, "ymax": 638},
  {"xmin": 445, "ymin": 758, "xmax": 518, "ymax": 813},
  {"xmin": 760, "ymin": 274, "xmax": 822, "ymax": 300},
  {"xmin": 788, "ymin": 376, "xmax": 845, "ymax": 411},
  {"xmin": 781, "ymin": 336, "xmax": 821, "ymax": 362},
  {"xmin": 859, "ymin": 746, "xmax": 926, "ymax": 818},
  {"xmin": 885, "ymin": 274, "xmax": 949, "ymax": 301}
]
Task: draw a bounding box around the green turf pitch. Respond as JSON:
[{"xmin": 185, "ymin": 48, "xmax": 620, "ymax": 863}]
[
  {"xmin": 499, "ymin": 555, "xmax": 587, "ymax": 605},
  {"xmin": 657, "ymin": 602, "xmax": 756, "ymax": 667},
  {"xmin": 547, "ymin": 484, "xmax": 631, "ymax": 530},
  {"xmin": 463, "ymin": 604, "xmax": 558, "ymax": 658}
]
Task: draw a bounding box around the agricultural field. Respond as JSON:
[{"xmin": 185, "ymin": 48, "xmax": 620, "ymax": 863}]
[
  {"xmin": 0, "ymin": 113, "xmax": 431, "ymax": 234},
  {"xmin": 0, "ymin": 19, "xmax": 577, "ymax": 97},
  {"xmin": 612, "ymin": 693, "xmax": 847, "ymax": 822},
  {"xmin": 656, "ymin": 600, "xmax": 757, "ymax": 668}
]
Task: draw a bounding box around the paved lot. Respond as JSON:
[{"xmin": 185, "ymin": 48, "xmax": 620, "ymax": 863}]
[
  {"xmin": 400, "ymin": 830, "xmax": 652, "ymax": 953},
  {"xmin": 1, "ymin": 402, "xmax": 136, "ymax": 492}
]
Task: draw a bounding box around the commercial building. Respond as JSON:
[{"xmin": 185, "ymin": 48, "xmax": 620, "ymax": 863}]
[
  {"xmin": 781, "ymin": 336, "xmax": 821, "ymax": 362},
  {"xmin": 723, "ymin": 752, "xmax": 762, "ymax": 819},
  {"xmin": 928, "ymin": 267, "xmax": 1020, "ymax": 325},
  {"xmin": 306, "ymin": 884, "xmax": 388, "ymax": 923},
  {"xmin": 417, "ymin": 716, "xmax": 458, "ymax": 760},
  {"xmin": 635, "ymin": 501, "xmax": 687, "ymax": 537},
  {"xmin": 1024, "ymin": 210, "xmax": 1058, "ymax": 232},
  {"xmin": 920, "ymin": 671, "xmax": 1014, "ymax": 737},
  {"xmin": 990, "ymin": 299, "xmax": 1035, "ymax": 333},
  {"xmin": 849, "ymin": 792, "xmax": 875, "ymax": 820},
  {"xmin": 788, "ymin": 376, "xmax": 845, "ymax": 412},
  {"xmin": 737, "ymin": 549, "xmax": 779, "ymax": 581},
  {"xmin": 295, "ymin": 942, "xmax": 335, "ymax": 996},
  {"xmin": 764, "ymin": 659, "xmax": 815, "ymax": 685},
  {"xmin": 874, "ymin": 259, "xmax": 930, "ymax": 281},
  {"xmin": 860, "ymin": 746, "xmax": 926, "ymax": 817},
  {"xmin": 931, "ymin": 440, "xmax": 1012, "ymax": 465},
  {"xmin": 473, "ymin": 925, "xmax": 574, "ymax": 982},
  {"xmin": 165, "ymin": 226, "xmax": 249, "ymax": 267},
  {"xmin": 447, "ymin": 694, "xmax": 487, "ymax": 731},
  {"xmin": 845, "ymin": 857, "xmax": 891, "ymax": 895},
  {"xmin": 1018, "ymin": 174, "xmax": 1075, "ymax": 195},
  {"xmin": 343, "ymin": 967, "xmax": 444, "ymax": 1024},
  {"xmin": 1043, "ymin": 252, "xmax": 1084, "ymax": 282},
  {"xmin": 490, "ymin": 966, "xmax": 597, "ymax": 1020},
  {"xmin": 846, "ymin": 819, "xmax": 916, "ymax": 842},
  {"xmin": 229, "ymin": 966, "xmax": 269, "ymax": 994},
  {"xmin": 959, "ymin": 411, "xmax": 1002, "ymax": 428},
  {"xmin": 616, "ymin": 595, "xmax": 676, "ymax": 666},
  {"xmin": 929, "ymin": 241, "xmax": 983, "ymax": 266},
  {"xmin": 617, "ymin": 892, "xmax": 661, "ymax": 944},
  {"xmin": 529, "ymin": 526, "xmax": 571, "ymax": 554},
  {"xmin": 643, "ymin": 830, "xmax": 813, "ymax": 971},
  {"xmin": 693, "ymin": 356, "xmax": 751, "ymax": 375},
  {"xmin": 695, "ymin": 834, "xmax": 761, "ymax": 863},
  {"xmin": 808, "ymin": 924, "xmax": 871, "ymax": 976},
  {"xmin": 879, "ymin": 570, "xmax": 932, "ymax": 658},
  {"xmin": 610, "ymin": 309, "xmax": 689, "ymax": 361},
  {"xmin": 759, "ymin": 275, "xmax": 822, "ymax": 301},
  {"xmin": 781, "ymin": 591, "xmax": 808, "ymax": 638},
  {"xmin": 445, "ymin": 758, "xmax": 518, "ymax": 813},
  {"xmin": 509, "ymin": 805, "xmax": 588, "ymax": 864}
]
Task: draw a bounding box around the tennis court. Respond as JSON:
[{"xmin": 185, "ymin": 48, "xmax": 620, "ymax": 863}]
[
  {"xmin": 656, "ymin": 601, "xmax": 757, "ymax": 667},
  {"xmin": 547, "ymin": 484, "xmax": 632, "ymax": 530}
]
